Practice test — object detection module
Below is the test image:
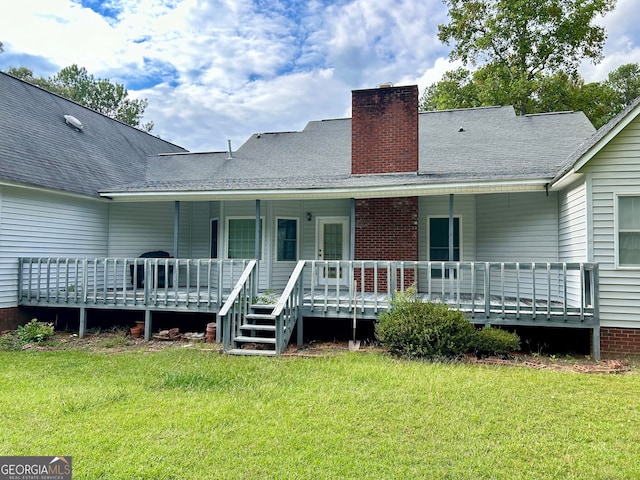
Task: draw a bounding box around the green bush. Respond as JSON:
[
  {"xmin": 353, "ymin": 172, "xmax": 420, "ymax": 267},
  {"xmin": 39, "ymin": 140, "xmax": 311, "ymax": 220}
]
[
  {"xmin": 16, "ymin": 319, "xmax": 54, "ymax": 344},
  {"xmin": 375, "ymin": 287, "xmax": 476, "ymax": 359},
  {"xmin": 473, "ymin": 327, "xmax": 520, "ymax": 358}
]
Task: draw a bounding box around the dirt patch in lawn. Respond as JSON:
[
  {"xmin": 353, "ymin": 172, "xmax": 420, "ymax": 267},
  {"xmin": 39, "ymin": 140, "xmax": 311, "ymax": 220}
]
[{"xmin": 2, "ymin": 330, "xmax": 637, "ymax": 374}]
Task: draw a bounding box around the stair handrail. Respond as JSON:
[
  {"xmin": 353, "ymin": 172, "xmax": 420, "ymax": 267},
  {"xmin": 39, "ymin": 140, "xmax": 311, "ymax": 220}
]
[
  {"xmin": 219, "ymin": 260, "xmax": 257, "ymax": 352},
  {"xmin": 271, "ymin": 260, "xmax": 306, "ymax": 353}
]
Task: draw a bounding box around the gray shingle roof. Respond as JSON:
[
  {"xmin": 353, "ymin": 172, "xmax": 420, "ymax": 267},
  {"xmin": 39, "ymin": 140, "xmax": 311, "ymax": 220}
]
[
  {"xmin": 0, "ymin": 72, "xmax": 186, "ymax": 197},
  {"xmin": 1, "ymin": 72, "xmax": 598, "ymax": 198},
  {"xmin": 110, "ymin": 105, "xmax": 595, "ymax": 194}
]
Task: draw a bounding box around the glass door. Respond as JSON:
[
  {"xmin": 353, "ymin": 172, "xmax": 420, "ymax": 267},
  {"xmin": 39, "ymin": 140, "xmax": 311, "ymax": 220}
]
[{"xmin": 316, "ymin": 217, "xmax": 349, "ymax": 285}]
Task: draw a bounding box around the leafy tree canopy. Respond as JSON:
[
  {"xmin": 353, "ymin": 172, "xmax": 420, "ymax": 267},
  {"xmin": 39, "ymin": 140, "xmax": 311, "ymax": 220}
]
[
  {"xmin": 421, "ymin": 63, "xmax": 640, "ymax": 129},
  {"xmin": 6, "ymin": 64, "xmax": 153, "ymax": 132},
  {"xmin": 438, "ymin": 0, "xmax": 617, "ymax": 115}
]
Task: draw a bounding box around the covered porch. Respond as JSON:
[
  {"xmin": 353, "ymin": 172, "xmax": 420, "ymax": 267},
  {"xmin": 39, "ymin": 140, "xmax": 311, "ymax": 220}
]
[{"xmin": 18, "ymin": 257, "xmax": 600, "ymax": 356}]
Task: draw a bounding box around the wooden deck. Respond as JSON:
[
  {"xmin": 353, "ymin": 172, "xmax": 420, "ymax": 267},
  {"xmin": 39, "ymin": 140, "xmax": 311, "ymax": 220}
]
[{"xmin": 18, "ymin": 258, "xmax": 600, "ymax": 355}]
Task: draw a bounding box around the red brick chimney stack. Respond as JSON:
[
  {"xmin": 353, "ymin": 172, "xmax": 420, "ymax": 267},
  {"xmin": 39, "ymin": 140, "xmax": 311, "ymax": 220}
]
[
  {"xmin": 352, "ymin": 85, "xmax": 419, "ymax": 291},
  {"xmin": 351, "ymin": 84, "xmax": 419, "ymax": 175}
]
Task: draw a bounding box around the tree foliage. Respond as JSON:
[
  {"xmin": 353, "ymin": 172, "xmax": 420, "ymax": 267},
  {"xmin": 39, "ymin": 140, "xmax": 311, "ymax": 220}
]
[
  {"xmin": 437, "ymin": 0, "xmax": 617, "ymax": 115},
  {"xmin": 6, "ymin": 64, "xmax": 153, "ymax": 131},
  {"xmin": 421, "ymin": 63, "xmax": 640, "ymax": 129}
]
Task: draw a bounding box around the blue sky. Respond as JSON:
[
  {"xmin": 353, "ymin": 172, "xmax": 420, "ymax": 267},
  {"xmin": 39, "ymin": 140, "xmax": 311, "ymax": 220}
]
[{"xmin": 1, "ymin": 0, "xmax": 639, "ymax": 152}]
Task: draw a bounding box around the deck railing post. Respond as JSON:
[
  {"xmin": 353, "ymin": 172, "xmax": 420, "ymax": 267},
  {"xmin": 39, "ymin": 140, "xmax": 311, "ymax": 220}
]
[
  {"xmin": 531, "ymin": 263, "xmax": 537, "ymax": 320},
  {"xmin": 484, "ymin": 263, "xmax": 491, "ymax": 320},
  {"xmin": 546, "ymin": 263, "xmax": 551, "ymax": 320},
  {"xmin": 82, "ymin": 259, "xmax": 88, "ymax": 303}
]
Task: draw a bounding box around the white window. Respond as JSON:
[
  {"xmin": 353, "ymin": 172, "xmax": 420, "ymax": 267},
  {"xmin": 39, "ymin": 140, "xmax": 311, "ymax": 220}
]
[
  {"xmin": 428, "ymin": 216, "xmax": 461, "ymax": 278},
  {"xmin": 618, "ymin": 196, "xmax": 640, "ymax": 267},
  {"xmin": 227, "ymin": 217, "xmax": 263, "ymax": 259},
  {"xmin": 276, "ymin": 218, "xmax": 298, "ymax": 262}
]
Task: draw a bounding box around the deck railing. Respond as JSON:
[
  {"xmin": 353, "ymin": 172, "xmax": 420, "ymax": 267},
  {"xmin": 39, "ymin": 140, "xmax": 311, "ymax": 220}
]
[
  {"xmin": 304, "ymin": 261, "xmax": 598, "ymax": 324},
  {"xmin": 219, "ymin": 260, "xmax": 258, "ymax": 349},
  {"xmin": 272, "ymin": 260, "xmax": 306, "ymax": 353},
  {"xmin": 18, "ymin": 257, "xmax": 252, "ymax": 311}
]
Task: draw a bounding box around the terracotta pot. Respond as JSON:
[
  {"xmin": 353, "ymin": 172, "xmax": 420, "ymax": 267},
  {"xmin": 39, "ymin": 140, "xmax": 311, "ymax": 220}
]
[{"xmin": 130, "ymin": 326, "xmax": 143, "ymax": 339}]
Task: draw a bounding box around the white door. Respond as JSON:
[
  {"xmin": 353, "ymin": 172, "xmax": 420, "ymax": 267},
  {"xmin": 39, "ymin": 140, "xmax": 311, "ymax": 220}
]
[{"xmin": 316, "ymin": 217, "xmax": 349, "ymax": 285}]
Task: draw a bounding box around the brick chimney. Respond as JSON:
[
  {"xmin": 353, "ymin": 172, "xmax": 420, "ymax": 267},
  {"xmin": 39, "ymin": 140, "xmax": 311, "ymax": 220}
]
[
  {"xmin": 351, "ymin": 85, "xmax": 419, "ymax": 175},
  {"xmin": 352, "ymin": 85, "xmax": 419, "ymax": 291}
]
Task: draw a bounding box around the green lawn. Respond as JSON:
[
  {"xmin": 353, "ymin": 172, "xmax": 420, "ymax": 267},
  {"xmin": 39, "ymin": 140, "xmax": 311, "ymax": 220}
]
[{"xmin": 1, "ymin": 347, "xmax": 639, "ymax": 479}]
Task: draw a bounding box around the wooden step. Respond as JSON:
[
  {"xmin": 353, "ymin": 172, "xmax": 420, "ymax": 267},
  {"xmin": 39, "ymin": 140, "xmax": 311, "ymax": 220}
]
[
  {"xmin": 227, "ymin": 348, "xmax": 277, "ymax": 356},
  {"xmin": 245, "ymin": 313, "xmax": 276, "ymax": 321},
  {"xmin": 234, "ymin": 335, "xmax": 277, "ymax": 344},
  {"xmin": 250, "ymin": 304, "xmax": 276, "ymax": 312},
  {"xmin": 240, "ymin": 324, "xmax": 276, "ymax": 332}
]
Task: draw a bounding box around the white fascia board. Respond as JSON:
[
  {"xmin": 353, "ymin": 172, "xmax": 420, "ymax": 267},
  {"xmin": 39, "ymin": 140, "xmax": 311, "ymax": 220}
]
[
  {"xmin": 572, "ymin": 103, "xmax": 640, "ymax": 173},
  {"xmin": 549, "ymin": 169, "xmax": 583, "ymax": 191},
  {"xmin": 0, "ymin": 180, "xmax": 109, "ymax": 203},
  {"xmin": 101, "ymin": 179, "xmax": 549, "ymax": 202}
]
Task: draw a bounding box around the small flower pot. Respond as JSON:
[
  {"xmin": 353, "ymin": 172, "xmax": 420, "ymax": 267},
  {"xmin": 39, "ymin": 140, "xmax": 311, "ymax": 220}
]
[{"xmin": 130, "ymin": 326, "xmax": 143, "ymax": 339}]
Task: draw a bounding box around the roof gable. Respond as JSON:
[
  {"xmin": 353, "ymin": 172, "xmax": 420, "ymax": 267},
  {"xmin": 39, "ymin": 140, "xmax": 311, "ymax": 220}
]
[{"xmin": 553, "ymin": 96, "xmax": 640, "ymax": 185}]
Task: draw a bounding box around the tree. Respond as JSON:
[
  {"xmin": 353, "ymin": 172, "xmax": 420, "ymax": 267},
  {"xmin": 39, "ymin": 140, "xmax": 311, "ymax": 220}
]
[
  {"xmin": 421, "ymin": 65, "xmax": 638, "ymax": 129},
  {"xmin": 6, "ymin": 64, "xmax": 153, "ymax": 131},
  {"xmin": 438, "ymin": 0, "xmax": 617, "ymax": 115},
  {"xmin": 605, "ymin": 63, "xmax": 640, "ymax": 110}
]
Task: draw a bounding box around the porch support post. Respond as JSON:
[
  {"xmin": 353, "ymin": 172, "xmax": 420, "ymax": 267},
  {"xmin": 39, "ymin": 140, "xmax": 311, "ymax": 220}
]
[
  {"xmin": 592, "ymin": 325, "xmax": 601, "ymax": 360},
  {"xmin": 255, "ymin": 199, "xmax": 261, "ymax": 290},
  {"xmin": 255, "ymin": 200, "xmax": 261, "ymax": 259},
  {"xmin": 144, "ymin": 309, "xmax": 152, "ymax": 341},
  {"xmin": 448, "ymin": 194, "xmax": 454, "ymax": 262},
  {"xmin": 350, "ymin": 198, "xmax": 355, "ymax": 260},
  {"xmin": 448, "ymin": 194, "xmax": 455, "ymax": 291},
  {"xmin": 79, "ymin": 307, "xmax": 86, "ymax": 338},
  {"xmin": 174, "ymin": 201, "xmax": 180, "ymax": 258}
]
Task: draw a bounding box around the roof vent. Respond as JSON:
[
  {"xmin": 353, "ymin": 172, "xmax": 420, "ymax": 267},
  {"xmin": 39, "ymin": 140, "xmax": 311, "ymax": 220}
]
[
  {"xmin": 64, "ymin": 114, "xmax": 83, "ymax": 131},
  {"xmin": 377, "ymin": 82, "xmax": 394, "ymax": 88}
]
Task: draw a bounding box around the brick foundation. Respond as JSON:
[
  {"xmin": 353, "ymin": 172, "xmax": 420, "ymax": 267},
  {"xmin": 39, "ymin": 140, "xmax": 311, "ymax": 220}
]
[
  {"xmin": 0, "ymin": 307, "xmax": 30, "ymax": 331},
  {"xmin": 600, "ymin": 327, "xmax": 640, "ymax": 355}
]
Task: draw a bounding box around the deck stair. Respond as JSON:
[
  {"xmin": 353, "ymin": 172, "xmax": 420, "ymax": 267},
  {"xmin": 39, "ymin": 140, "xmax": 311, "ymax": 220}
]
[{"xmin": 227, "ymin": 304, "xmax": 279, "ymax": 356}]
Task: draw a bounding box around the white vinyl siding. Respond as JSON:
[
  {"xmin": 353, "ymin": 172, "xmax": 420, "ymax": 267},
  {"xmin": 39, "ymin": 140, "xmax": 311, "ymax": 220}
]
[
  {"xmin": 0, "ymin": 186, "xmax": 109, "ymax": 308},
  {"xmin": 476, "ymin": 192, "xmax": 560, "ymax": 300},
  {"xmin": 584, "ymin": 114, "xmax": 640, "ymax": 328},
  {"xmin": 558, "ymin": 181, "xmax": 587, "ymax": 305},
  {"xmin": 476, "ymin": 192, "xmax": 559, "ymax": 261},
  {"xmin": 108, "ymin": 202, "xmax": 182, "ymax": 258},
  {"xmin": 559, "ymin": 181, "xmax": 587, "ymax": 262}
]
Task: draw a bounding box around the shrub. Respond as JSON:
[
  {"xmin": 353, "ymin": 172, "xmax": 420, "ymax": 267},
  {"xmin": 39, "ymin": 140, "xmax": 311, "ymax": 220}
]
[
  {"xmin": 375, "ymin": 287, "xmax": 476, "ymax": 359},
  {"xmin": 16, "ymin": 319, "xmax": 54, "ymax": 344},
  {"xmin": 473, "ymin": 327, "xmax": 520, "ymax": 358}
]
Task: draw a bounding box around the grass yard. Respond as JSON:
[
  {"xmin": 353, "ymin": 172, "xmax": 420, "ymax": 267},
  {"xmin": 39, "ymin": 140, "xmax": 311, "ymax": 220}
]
[{"xmin": 1, "ymin": 346, "xmax": 639, "ymax": 479}]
